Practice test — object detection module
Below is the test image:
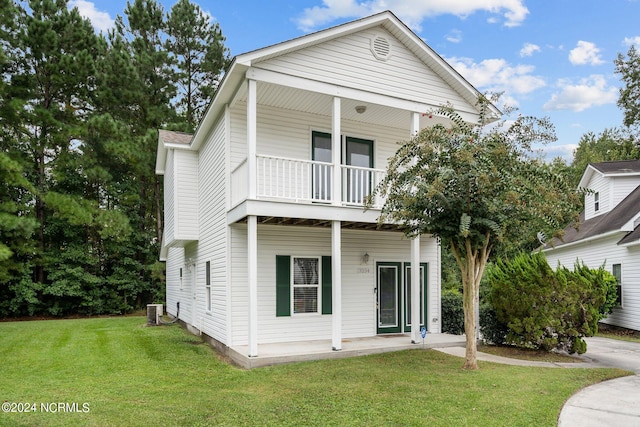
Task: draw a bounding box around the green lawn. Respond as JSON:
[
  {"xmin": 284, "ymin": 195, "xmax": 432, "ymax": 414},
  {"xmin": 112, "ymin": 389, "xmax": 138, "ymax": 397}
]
[{"xmin": 0, "ymin": 317, "xmax": 630, "ymax": 426}]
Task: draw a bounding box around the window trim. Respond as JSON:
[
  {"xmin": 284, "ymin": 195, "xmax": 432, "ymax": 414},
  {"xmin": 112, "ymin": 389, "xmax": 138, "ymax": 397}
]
[
  {"xmin": 291, "ymin": 256, "xmax": 321, "ymax": 315},
  {"xmin": 205, "ymin": 260, "xmax": 212, "ymax": 313},
  {"xmin": 612, "ymin": 263, "xmax": 622, "ymax": 307}
]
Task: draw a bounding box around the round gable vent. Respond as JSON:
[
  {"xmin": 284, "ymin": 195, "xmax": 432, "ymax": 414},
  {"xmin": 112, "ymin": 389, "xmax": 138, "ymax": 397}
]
[{"xmin": 371, "ymin": 35, "xmax": 391, "ymax": 61}]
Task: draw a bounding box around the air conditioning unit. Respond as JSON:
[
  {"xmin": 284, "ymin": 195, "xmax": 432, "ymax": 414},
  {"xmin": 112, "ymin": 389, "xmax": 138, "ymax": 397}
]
[{"xmin": 147, "ymin": 304, "xmax": 164, "ymax": 326}]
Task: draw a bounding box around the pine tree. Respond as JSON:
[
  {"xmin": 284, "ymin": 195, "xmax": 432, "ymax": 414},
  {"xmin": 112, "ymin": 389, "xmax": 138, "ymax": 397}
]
[
  {"xmin": 4, "ymin": 0, "xmax": 102, "ymax": 311},
  {"xmin": 166, "ymin": 0, "xmax": 229, "ymax": 130}
]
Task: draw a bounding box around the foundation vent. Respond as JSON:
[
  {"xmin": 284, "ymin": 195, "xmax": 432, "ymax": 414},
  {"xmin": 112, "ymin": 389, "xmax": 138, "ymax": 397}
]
[{"xmin": 371, "ymin": 35, "xmax": 391, "ymax": 61}]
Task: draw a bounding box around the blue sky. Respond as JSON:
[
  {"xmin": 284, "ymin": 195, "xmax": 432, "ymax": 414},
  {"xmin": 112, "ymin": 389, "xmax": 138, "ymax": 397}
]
[{"xmin": 70, "ymin": 0, "xmax": 640, "ymax": 161}]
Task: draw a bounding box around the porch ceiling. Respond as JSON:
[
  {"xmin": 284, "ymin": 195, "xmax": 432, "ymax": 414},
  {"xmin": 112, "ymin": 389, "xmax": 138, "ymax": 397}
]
[
  {"xmin": 240, "ymin": 215, "xmax": 404, "ymax": 231},
  {"xmin": 235, "ymin": 81, "xmax": 449, "ymax": 131}
]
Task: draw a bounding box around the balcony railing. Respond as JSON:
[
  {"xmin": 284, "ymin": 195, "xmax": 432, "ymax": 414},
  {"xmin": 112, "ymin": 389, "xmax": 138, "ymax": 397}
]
[{"xmin": 231, "ymin": 155, "xmax": 386, "ymax": 208}]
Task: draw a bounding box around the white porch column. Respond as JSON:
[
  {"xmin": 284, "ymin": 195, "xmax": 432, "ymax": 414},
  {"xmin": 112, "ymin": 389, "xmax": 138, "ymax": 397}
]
[
  {"xmin": 411, "ymin": 236, "xmax": 421, "ymax": 343},
  {"xmin": 410, "ymin": 112, "xmax": 422, "ymax": 344},
  {"xmin": 247, "ymin": 79, "xmax": 257, "ymax": 199},
  {"xmin": 247, "ymin": 215, "xmax": 258, "ymax": 357},
  {"xmin": 412, "ymin": 111, "xmax": 420, "ymax": 136},
  {"xmin": 331, "ymin": 220, "xmax": 342, "ymax": 350},
  {"xmin": 331, "ymin": 97, "xmax": 341, "ymax": 206}
]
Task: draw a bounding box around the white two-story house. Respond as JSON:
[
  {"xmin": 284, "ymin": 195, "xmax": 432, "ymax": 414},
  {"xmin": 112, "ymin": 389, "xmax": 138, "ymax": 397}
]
[
  {"xmin": 155, "ymin": 11, "xmax": 500, "ymax": 365},
  {"xmin": 544, "ymin": 160, "xmax": 640, "ymax": 332}
]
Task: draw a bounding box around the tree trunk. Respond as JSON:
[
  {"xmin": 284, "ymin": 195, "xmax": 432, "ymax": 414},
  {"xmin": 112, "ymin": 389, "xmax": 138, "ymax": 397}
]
[
  {"xmin": 451, "ymin": 236, "xmax": 491, "ymax": 370},
  {"xmin": 462, "ymin": 250, "xmax": 479, "ymax": 370}
]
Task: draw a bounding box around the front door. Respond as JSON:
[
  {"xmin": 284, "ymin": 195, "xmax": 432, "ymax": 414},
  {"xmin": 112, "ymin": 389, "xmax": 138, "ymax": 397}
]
[{"xmin": 377, "ymin": 262, "xmax": 401, "ymax": 334}]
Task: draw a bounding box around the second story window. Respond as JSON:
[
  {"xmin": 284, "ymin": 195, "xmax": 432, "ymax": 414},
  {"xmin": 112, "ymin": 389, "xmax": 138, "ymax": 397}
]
[{"xmin": 594, "ymin": 192, "xmax": 600, "ymax": 212}]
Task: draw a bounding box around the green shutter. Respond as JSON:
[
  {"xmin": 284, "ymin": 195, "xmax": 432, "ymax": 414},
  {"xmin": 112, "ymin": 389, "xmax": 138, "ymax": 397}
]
[
  {"xmin": 276, "ymin": 255, "xmax": 291, "ymax": 317},
  {"xmin": 322, "ymin": 256, "xmax": 332, "ymax": 314}
]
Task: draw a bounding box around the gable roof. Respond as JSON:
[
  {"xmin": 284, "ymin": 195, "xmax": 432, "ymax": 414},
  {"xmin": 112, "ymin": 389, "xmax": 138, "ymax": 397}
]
[
  {"xmin": 544, "ymin": 184, "xmax": 640, "ymax": 251},
  {"xmin": 578, "ymin": 159, "xmax": 640, "ymax": 189},
  {"xmin": 189, "ymin": 10, "xmax": 500, "ymax": 151}
]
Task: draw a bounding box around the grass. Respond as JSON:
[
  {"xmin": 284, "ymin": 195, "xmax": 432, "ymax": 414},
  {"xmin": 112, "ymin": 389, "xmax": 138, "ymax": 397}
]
[
  {"xmin": 597, "ymin": 324, "xmax": 640, "ymax": 343},
  {"xmin": 478, "ymin": 345, "xmax": 582, "ymax": 363},
  {"xmin": 597, "ymin": 331, "xmax": 640, "ymax": 344},
  {"xmin": 0, "ymin": 317, "xmax": 631, "ymax": 427}
]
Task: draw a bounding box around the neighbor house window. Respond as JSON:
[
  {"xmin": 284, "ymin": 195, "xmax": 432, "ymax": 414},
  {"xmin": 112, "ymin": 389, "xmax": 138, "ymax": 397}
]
[
  {"xmin": 179, "ymin": 267, "xmax": 183, "ymax": 290},
  {"xmin": 594, "ymin": 192, "xmax": 600, "ymax": 212},
  {"xmin": 205, "ymin": 261, "xmax": 211, "ymax": 312},
  {"xmin": 612, "ymin": 263, "xmax": 622, "ymax": 306},
  {"xmin": 292, "ymin": 257, "xmax": 320, "ymax": 314}
]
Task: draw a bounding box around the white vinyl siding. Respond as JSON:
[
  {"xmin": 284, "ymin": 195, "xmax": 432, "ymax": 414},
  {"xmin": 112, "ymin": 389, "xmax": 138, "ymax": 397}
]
[
  {"xmin": 165, "ymin": 246, "xmax": 185, "ymax": 319},
  {"xmin": 255, "ymin": 27, "xmax": 473, "ymax": 116},
  {"xmin": 611, "ymin": 175, "xmax": 640, "ymax": 207},
  {"xmin": 173, "ymin": 150, "xmax": 199, "ymax": 241},
  {"xmin": 229, "ymin": 225, "xmax": 440, "ymax": 346},
  {"xmin": 164, "ymin": 150, "xmax": 176, "ymax": 245},
  {"xmin": 163, "ymin": 149, "xmax": 199, "ymax": 247},
  {"xmin": 192, "ymin": 117, "xmax": 228, "ymax": 343},
  {"xmin": 584, "ymin": 174, "xmax": 610, "ymax": 220}
]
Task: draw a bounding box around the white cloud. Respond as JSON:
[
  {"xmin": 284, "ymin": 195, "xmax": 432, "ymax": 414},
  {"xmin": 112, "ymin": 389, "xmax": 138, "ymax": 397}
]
[
  {"xmin": 69, "ymin": 0, "xmax": 114, "ymax": 32},
  {"xmin": 446, "ymin": 29, "xmax": 462, "ymax": 43},
  {"xmin": 446, "ymin": 56, "xmax": 546, "ymax": 101},
  {"xmin": 623, "ymin": 36, "xmax": 640, "ymax": 47},
  {"xmin": 295, "ymin": 0, "xmax": 529, "ymax": 32},
  {"xmin": 540, "ymin": 144, "xmax": 579, "ymax": 162},
  {"xmin": 568, "ymin": 41, "xmax": 604, "ymax": 65},
  {"xmin": 519, "ymin": 42, "xmax": 540, "ymax": 57},
  {"xmin": 543, "ymin": 75, "xmax": 617, "ymax": 112}
]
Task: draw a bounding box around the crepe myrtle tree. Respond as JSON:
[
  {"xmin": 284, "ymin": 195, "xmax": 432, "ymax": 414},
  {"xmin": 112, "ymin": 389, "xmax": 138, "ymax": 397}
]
[{"xmin": 369, "ymin": 96, "xmax": 580, "ymax": 370}]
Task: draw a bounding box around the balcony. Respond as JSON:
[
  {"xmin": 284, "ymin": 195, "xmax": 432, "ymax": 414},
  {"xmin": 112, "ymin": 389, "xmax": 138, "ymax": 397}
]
[{"xmin": 231, "ymin": 154, "xmax": 387, "ymax": 209}]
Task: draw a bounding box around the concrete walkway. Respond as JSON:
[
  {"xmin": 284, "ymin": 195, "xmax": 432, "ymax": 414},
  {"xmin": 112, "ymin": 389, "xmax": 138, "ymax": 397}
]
[
  {"xmin": 558, "ymin": 337, "xmax": 640, "ymax": 427},
  {"xmin": 435, "ymin": 337, "xmax": 640, "ymax": 427}
]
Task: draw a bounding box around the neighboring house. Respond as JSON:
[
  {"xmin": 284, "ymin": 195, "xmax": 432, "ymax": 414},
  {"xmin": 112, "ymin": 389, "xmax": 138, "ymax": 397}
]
[
  {"xmin": 155, "ymin": 11, "xmax": 500, "ymax": 359},
  {"xmin": 543, "ymin": 160, "xmax": 640, "ymax": 332}
]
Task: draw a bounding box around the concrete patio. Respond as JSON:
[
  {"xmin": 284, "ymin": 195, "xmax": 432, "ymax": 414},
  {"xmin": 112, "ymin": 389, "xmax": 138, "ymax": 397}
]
[{"xmin": 228, "ymin": 333, "xmax": 466, "ymax": 369}]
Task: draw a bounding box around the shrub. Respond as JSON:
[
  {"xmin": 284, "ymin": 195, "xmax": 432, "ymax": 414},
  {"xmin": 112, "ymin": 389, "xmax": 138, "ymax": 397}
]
[
  {"xmin": 485, "ymin": 252, "xmax": 610, "ymax": 354},
  {"xmin": 441, "ymin": 289, "xmax": 464, "ymax": 335},
  {"xmin": 479, "ymin": 303, "xmax": 508, "ymax": 345}
]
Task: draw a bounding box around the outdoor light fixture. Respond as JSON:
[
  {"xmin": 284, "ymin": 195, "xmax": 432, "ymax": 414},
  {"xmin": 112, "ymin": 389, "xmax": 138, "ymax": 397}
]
[
  {"xmin": 355, "ymin": 105, "xmax": 367, "ymax": 114},
  {"xmin": 362, "ymin": 252, "xmax": 370, "ymax": 264}
]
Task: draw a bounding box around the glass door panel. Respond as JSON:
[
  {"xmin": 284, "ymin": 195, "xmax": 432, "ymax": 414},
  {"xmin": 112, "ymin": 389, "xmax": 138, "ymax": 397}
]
[
  {"xmin": 345, "ymin": 137, "xmax": 373, "ymax": 204},
  {"xmin": 377, "ymin": 262, "xmax": 401, "ymax": 333},
  {"xmin": 312, "ymin": 131, "xmax": 332, "ymax": 202}
]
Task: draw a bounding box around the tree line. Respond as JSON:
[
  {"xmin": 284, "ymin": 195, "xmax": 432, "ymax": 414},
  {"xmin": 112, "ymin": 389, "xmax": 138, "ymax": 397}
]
[{"xmin": 0, "ymin": 0, "xmax": 228, "ymax": 317}]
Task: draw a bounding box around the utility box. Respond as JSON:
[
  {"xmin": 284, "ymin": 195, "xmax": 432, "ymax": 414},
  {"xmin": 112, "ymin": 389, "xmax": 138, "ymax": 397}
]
[{"xmin": 147, "ymin": 304, "xmax": 164, "ymax": 326}]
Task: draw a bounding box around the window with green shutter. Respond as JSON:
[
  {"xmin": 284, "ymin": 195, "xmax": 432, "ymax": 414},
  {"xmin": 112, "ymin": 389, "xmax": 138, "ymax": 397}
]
[{"xmin": 275, "ymin": 255, "xmax": 332, "ymax": 316}]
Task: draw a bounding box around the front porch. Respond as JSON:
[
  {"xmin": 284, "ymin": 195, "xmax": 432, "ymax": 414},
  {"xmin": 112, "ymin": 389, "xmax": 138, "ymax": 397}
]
[{"xmin": 228, "ymin": 333, "xmax": 465, "ymax": 369}]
